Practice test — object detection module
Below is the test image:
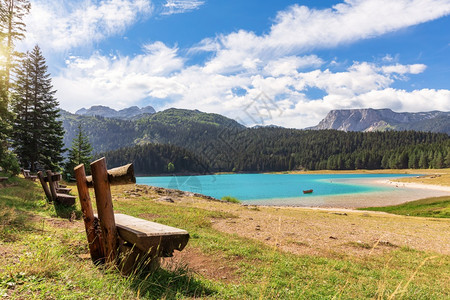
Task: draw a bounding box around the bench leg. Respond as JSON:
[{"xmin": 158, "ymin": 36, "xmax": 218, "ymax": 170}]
[{"xmin": 118, "ymin": 242, "xmax": 160, "ymax": 275}]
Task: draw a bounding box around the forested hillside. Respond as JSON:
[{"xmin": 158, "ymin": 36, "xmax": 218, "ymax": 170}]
[
  {"xmin": 60, "ymin": 108, "xmax": 245, "ymax": 153},
  {"xmin": 101, "ymin": 129, "xmax": 450, "ymax": 173},
  {"xmin": 100, "ymin": 143, "xmax": 208, "ymax": 175}
]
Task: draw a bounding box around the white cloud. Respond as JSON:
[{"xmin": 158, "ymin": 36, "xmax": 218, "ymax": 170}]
[
  {"xmin": 54, "ymin": 42, "xmax": 184, "ymax": 111},
  {"xmin": 382, "ymin": 64, "xmax": 427, "ymax": 75},
  {"xmin": 264, "ymin": 55, "xmax": 324, "ymax": 77},
  {"xmin": 161, "ymin": 0, "xmax": 205, "ymax": 15},
  {"xmin": 197, "ymin": 0, "xmax": 450, "ymax": 74},
  {"xmin": 269, "ymin": 0, "xmax": 450, "ymax": 50},
  {"xmin": 22, "ymin": 0, "xmax": 153, "ymax": 52}
]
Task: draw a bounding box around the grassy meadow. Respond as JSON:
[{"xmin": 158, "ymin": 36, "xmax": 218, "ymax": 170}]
[
  {"xmin": 0, "ymin": 172, "xmax": 449, "ymax": 299},
  {"xmin": 361, "ymin": 196, "xmax": 450, "ymax": 218}
]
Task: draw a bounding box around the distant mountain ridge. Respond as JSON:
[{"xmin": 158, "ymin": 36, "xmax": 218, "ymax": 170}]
[
  {"xmin": 310, "ymin": 108, "xmax": 450, "ymax": 134},
  {"xmin": 60, "ymin": 107, "xmax": 245, "ymax": 153},
  {"xmin": 75, "ymin": 105, "xmax": 156, "ymax": 120}
]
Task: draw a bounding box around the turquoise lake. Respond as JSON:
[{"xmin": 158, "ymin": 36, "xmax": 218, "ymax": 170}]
[{"xmin": 136, "ymin": 173, "xmax": 416, "ymax": 202}]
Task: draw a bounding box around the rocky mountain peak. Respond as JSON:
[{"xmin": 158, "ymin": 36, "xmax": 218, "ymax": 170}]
[{"xmin": 310, "ymin": 108, "xmax": 450, "ymax": 134}]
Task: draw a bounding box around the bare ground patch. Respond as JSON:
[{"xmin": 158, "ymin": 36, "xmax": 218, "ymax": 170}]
[
  {"xmin": 162, "ymin": 247, "xmax": 239, "ymax": 284},
  {"xmin": 209, "ymin": 205, "xmax": 450, "ymax": 257}
]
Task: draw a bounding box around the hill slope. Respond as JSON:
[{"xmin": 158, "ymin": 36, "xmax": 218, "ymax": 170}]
[{"xmin": 60, "ymin": 108, "xmax": 245, "ymax": 153}]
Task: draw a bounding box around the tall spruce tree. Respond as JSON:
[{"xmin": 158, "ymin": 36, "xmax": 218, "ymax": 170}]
[
  {"xmin": 64, "ymin": 123, "xmax": 93, "ymax": 178},
  {"xmin": 12, "ymin": 45, "xmax": 64, "ymax": 171}
]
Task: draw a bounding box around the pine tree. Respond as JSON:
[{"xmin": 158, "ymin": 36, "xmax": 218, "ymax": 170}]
[
  {"xmin": 64, "ymin": 123, "xmax": 93, "ymax": 178},
  {"xmin": 11, "ymin": 45, "xmax": 64, "ymax": 171},
  {"xmin": 445, "ymin": 151, "xmax": 450, "ymax": 168}
]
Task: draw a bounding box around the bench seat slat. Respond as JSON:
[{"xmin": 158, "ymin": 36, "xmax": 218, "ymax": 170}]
[
  {"xmin": 112, "ymin": 213, "xmax": 189, "ymax": 256},
  {"xmin": 114, "ymin": 213, "xmax": 188, "ymax": 237}
]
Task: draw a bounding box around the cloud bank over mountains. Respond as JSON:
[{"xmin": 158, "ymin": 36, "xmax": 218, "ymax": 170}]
[{"xmin": 23, "ymin": 0, "xmax": 450, "ymax": 128}]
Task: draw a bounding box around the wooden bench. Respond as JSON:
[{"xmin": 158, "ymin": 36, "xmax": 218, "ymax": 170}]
[
  {"xmin": 37, "ymin": 171, "xmax": 76, "ymax": 205},
  {"xmin": 115, "ymin": 213, "xmax": 189, "ymax": 257},
  {"xmin": 74, "ymin": 158, "xmax": 189, "ymax": 274},
  {"xmin": 0, "ymin": 177, "xmax": 8, "ymax": 182},
  {"xmin": 22, "ymin": 169, "xmax": 37, "ymax": 181}
]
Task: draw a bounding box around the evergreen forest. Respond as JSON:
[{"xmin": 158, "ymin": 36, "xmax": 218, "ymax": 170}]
[{"xmin": 97, "ymin": 124, "xmax": 450, "ymax": 174}]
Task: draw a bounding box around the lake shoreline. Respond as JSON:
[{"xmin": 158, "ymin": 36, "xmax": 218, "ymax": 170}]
[
  {"xmin": 137, "ymin": 169, "xmax": 450, "ymax": 209},
  {"xmin": 242, "ymin": 178, "xmax": 449, "ymax": 209}
]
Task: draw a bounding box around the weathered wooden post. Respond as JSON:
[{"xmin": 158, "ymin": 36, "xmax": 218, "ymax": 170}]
[
  {"xmin": 37, "ymin": 171, "xmax": 52, "ymax": 202},
  {"xmin": 90, "ymin": 157, "xmax": 117, "ymax": 265},
  {"xmin": 46, "ymin": 170, "xmax": 58, "ymax": 202},
  {"xmin": 74, "ymin": 164, "xmax": 104, "ymax": 264}
]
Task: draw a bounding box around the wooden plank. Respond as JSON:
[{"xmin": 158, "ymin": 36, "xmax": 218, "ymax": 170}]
[
  {"xmin": 114, "ymin": 213, "xmax": 189, "ymax": 257},
  {"xmin": 114, "ymin": 214, "xmax": 188, "ymax": 237},
  {"xmin": 91, "ymin": 157, "xmax": 118, "ymax": 265},
  {"xmin": 74, "ymin": 164, "xmax": 104, "ymax": 264},
  {"xmin": 86, "ymin": 163, "xmax": 135, "ymax": 187}
]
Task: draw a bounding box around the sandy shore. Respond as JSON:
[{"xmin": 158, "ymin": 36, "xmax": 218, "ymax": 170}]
[
  {"xmin": 241, "ymin": 178, "xmax": 450, "ymax": 208},
  {"xmin": 385, "ymin": 179, "xmax": 450, "ymax": 192}
]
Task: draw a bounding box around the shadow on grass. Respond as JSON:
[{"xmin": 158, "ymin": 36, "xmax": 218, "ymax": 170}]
[{"xmin": 128, "ymin": 266, "xmax": 217, "ymax": 299}]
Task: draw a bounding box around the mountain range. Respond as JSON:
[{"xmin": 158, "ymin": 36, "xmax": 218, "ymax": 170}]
[
  {"xmin": 310, "ymin": 108, "xmax": 450, "ymax": 133},
  {"xmin": 59, "ymin": 106, "xmax": 449, "ymax": 172}
]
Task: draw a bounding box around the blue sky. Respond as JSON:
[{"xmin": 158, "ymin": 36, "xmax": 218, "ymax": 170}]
[{"xmin": 20, "ymin": 0, "xmax": 450, "ymax": 128}]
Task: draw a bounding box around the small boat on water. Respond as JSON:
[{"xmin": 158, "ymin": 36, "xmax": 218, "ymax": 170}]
[{"xmin": 303, "ymin": 189, "xmax": 313, "ymax": 194}]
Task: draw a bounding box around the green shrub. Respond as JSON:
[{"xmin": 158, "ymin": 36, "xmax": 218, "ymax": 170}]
[
  {"xmin": 221, "ymin": 195, "xmax": 240, "ymax": 203},
  {"xmin": 0, "ymin": 151, "xmax": 20, "ymax": 175}
]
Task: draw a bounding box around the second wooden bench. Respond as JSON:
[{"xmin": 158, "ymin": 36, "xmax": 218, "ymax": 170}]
[{"xmin": 37, "ymin": 171, "xmax": 76, "ymax": 205}]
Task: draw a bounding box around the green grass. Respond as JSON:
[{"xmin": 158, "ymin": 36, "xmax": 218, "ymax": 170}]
[
  {"xmin": 221, "ymin": 195, "xmax": 241, "ymax": 203},
  {"xmin": 360, "ymin": 196, "xmax": 450, "ymax": 218},
  {"xmin": 1, "ymin": 178, "xmax": 450, "ymax": 299}
]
